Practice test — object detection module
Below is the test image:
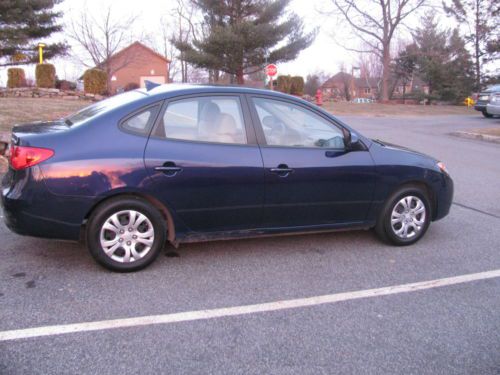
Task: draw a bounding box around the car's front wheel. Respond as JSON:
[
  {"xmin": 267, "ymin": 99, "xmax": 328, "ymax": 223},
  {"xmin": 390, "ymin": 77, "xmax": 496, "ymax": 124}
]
[
  {"xmin": 86, "ymin": 197, "xmax": 166, "ymax": 272},
  {"xmin": 375, "ymin": 186, "xmax": 431, "ymax": 246}
]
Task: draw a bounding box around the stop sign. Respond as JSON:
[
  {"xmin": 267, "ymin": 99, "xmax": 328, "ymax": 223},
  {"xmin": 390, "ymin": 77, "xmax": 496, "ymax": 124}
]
[{"xmin": 265, "ymin": 64, "xmax": 278, "ymax": 77}]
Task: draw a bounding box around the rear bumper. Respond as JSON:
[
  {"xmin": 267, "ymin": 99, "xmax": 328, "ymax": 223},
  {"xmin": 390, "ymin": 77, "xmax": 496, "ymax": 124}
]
[
  {"xmin": 486, "ymin": 103, "xmax": 500, "ymax": 115},
  {"xmin": 1, "ymin": 167, "xmax": 87, "ymax": 241},
  {"xmin": 474, "ymin": 103, "xmax": 488, "ymax": 112}
]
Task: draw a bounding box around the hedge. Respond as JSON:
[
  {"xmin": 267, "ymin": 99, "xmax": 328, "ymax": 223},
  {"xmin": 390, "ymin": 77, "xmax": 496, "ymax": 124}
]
[
  {"xmin": 290, "ymin": 76, "xmax": 304, "ymax": 96},
  {"xmin": 277, "ymin": 75, "xmax": 292, "ymax": 93},
  {"xmin": 83, "ymin": 69, "xmax": 108, "ymax": 95},
  {"xmin": 7, "ymin": 68, "xmax": 26, "ymax": 88},
  {"xmin": 36, "ymin": 63, "xmax": 56, "ymax": 88}
]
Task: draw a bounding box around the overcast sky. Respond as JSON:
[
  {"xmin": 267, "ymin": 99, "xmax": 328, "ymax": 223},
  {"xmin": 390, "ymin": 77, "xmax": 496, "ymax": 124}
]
[{"xmin": 1, "ymin": 0, "xmax": 497, "ymax": 85}]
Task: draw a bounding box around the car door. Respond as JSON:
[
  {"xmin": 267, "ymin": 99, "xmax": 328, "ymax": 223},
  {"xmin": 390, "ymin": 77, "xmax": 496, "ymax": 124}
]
[
  {"xmin": 143, "ymin": 94, "xmax": 264, "ymax": 232},
  {"xmin": 247, "ymin": 95, "xmax": 376, "ymax": 228}
]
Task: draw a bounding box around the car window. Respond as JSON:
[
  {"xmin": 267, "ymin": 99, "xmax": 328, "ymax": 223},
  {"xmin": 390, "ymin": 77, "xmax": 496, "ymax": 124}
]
[
  {"xmin": 121, "ymin": 105, "xmax": 159, "ymax": 135},
  {"xmin": 253, "ymin": 98, "xmax": 345, "ymax": 149},
  {"xmin": 65, "ymin": 91, "xmax": 147, "ymax": 126},
  {"xmin": 155, "ymin": 96, "xmax": 247, "ymax": 145}
]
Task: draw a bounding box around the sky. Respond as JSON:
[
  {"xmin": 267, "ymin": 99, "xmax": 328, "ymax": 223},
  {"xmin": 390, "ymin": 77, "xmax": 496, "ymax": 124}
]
[{"xmin": 0, "ymin": 0, "xmax": 497, "ymax": 86}]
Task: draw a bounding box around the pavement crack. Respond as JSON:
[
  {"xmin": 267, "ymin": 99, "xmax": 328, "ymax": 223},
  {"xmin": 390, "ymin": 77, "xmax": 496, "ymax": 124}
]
[{"xmin": 452, "ymin": 202, "xmax": 500, "ymax": 220}]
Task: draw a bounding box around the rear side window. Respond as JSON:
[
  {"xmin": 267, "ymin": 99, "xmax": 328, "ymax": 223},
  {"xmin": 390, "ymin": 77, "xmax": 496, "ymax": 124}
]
[
  {"xmin": 153, "ymin": 96, "xmax": 247, "ymax": 145},
  {"xmin": 121, "ymin": 105, "xmax": 160, "ymax": 135}
]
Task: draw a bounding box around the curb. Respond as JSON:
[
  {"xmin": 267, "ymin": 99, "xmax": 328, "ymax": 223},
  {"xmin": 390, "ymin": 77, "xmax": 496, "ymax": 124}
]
[{"xmin": 450, "ymin": 131, "xmax": 500, "ymax": 144}]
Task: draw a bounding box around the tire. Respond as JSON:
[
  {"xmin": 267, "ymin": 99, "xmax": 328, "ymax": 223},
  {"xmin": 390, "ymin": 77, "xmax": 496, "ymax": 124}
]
[
  {"xmin": 86, "ymin": 197, "xmax": 167, "ymax": 272},
  {"xmin": 482, "ymin": 110, "xmax": 493, "ymax": 118},
  {"xmin": 375, "ymin": 186, "xmax": 431, "ymax": 246}
]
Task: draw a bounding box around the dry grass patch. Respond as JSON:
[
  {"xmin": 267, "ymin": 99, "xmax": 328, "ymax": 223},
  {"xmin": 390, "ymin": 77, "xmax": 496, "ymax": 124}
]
[
  {"xmin": 0, "ymin": 98, "xmax": 88, "ymax": 133},
  {"xmin": 323, "ymin": 102, "xmax": 473, "ymax": 117},
  {"xmin": 469, "ymin": 127, "xmax": 500, "ymax": 137}
]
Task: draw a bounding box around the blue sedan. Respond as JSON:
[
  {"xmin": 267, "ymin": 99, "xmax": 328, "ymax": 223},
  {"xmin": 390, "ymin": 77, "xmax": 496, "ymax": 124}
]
[{"xmin": 0, "ymin": 84, "xmax": 453, "ymax": 271}]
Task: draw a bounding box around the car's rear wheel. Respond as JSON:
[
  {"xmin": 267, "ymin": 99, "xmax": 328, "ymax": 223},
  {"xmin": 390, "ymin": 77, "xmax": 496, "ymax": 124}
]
[
  {"xmin": 482, "ymin": 110, "xmax": 493, "ymax": 118},
  {"xmin": 375, "ymin": 186, "xmax": 431, "ymax": 246},
  {"xmin": 86, "ymin": 197, "xmax": 166, "ymax": 272}
]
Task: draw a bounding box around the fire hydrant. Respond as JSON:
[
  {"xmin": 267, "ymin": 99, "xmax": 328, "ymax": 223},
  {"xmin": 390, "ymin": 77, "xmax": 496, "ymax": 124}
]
[{"xmin": 315, "ymin": 89, "xmax": 323, "ymax": 106}]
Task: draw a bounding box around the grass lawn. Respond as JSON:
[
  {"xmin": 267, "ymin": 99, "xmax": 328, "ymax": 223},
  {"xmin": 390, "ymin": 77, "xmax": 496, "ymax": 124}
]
[{"xmin": 0, "ymin": 98, "xmax": 88, "ymax": 133}]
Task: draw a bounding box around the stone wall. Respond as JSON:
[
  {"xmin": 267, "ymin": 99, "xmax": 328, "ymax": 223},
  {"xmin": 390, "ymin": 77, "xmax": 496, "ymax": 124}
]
[{"xmin": 0, "ymin": 87, "xmax": 105, "ymax": 101}]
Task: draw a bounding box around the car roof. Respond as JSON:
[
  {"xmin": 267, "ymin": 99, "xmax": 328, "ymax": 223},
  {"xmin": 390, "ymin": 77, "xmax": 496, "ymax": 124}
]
[{"xmin": 138, "ymin": 83, "xmax": 303, "ymax": 101}]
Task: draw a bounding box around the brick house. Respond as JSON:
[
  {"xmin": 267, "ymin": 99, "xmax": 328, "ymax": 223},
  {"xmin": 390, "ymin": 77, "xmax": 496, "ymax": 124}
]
[
  {"xmin": 320, "ymin": 72, "xmax": 379, "ymax": 101},
  {"xmin": 104, "ymin": 41, "xmax": 170, "ymax": 93},
  {"xmin": 321, "ymin": 72, "xmax": 429, "ymax": 101}
]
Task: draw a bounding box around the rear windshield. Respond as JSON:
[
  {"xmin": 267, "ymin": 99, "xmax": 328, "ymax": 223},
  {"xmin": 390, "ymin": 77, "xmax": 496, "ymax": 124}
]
[{"xmin": 65, "ymin": 91, "xmax": 147, "ymax": 126}]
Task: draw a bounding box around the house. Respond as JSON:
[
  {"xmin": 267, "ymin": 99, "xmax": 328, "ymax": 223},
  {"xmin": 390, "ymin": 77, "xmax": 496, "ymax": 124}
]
[
  {"xmin": 320, "ymin": 72, "xmax": 379, "ymax": 101},
  {"xmin": 321, "ymin": 71, "xmax": 430, "ymax": 101},
  {"xmin": 105, "ymin": 41, "xmax": 170, "ymax": 93}
]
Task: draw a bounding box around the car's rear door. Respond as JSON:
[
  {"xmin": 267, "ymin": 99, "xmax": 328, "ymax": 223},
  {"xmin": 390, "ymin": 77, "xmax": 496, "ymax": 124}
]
[
  {"xmin": 143, "ymin": 94, "xmax": 264, "ymax": 232},
  {"xmin": 247, "ymin": 95, "xmax": 376, "ymax": 228}
]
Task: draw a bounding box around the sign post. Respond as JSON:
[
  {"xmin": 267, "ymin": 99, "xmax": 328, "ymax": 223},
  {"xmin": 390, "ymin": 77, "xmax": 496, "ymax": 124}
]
[
  {"xmin": 265, "ymin": 64, "xmax": 277, "ymax": 90},
  {"xmin": 38, "ymin": 43, "xmax": 46, "ymax": 64}
]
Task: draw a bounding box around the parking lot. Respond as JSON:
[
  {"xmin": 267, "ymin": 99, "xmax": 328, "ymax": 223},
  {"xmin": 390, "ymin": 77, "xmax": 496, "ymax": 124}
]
[{"xmin": 1, "ymin": 113, "xmax": 499, "ymax": 374}]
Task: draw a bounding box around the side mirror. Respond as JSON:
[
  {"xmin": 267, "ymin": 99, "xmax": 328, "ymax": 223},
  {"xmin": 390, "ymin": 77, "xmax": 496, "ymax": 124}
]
[
  {"xmin": 0, "ymin": 141, "xmax": 8, "ymax": 157},
  {"xmin": 345, "ymin": 131, "xmax": 362, "ymax": 151}
]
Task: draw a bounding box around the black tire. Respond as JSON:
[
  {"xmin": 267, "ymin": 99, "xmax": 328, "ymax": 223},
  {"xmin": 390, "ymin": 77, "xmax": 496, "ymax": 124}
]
[
  {"xmin": 482, "ymin": 110, "xmax": 493, "ymax": 118},
  {"xmin": 86, "ymin": 197, "xmax": 167, "ymax": 272},
  {"xmin": 375, "ymin": 186, "xmax": 431, "ymax": 246}
]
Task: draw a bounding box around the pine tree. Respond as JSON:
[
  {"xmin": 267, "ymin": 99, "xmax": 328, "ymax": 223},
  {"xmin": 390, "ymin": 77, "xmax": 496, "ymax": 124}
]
[
  {"xmin": 443, "ymin": 0, "xmax": 499, "ymax": 90},
  {"xmin": 174, "ymin": 0, "xmax": 316, "ymax": 84},
  {"xmin": 0, "ymin": 0, "xmax": 68, "ymax": 66}
]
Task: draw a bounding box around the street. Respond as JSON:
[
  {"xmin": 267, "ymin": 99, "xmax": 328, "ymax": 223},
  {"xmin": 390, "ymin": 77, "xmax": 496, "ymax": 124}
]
[{"xmin": 1, "ymin": 113, "xmax": 499, "ymax": 375}]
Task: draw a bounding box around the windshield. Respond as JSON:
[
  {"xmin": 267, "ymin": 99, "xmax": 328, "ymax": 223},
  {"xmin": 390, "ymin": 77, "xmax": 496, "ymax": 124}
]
[{"xmin": 65, "ymin": 91, "xmax": 147, "ymax": 125}]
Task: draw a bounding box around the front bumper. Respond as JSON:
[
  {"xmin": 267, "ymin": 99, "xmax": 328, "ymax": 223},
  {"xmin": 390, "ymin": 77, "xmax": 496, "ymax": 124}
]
[
  {"xmin": 433, "ymin": 172, "xmax": 454, "ymax": 221},
  {"xmin": 474, "ymin": 103, "xmax": 488, "ymax": 112}
]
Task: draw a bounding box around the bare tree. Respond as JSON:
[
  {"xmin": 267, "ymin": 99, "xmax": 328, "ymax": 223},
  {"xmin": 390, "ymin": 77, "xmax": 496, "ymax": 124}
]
[
  {"xmin": 324, "ymin": 0, "xmax": 427, "ymax": 101},
  {"xmin": 68, "ymin": 6, "xmax": 138, "ymax": 90}
]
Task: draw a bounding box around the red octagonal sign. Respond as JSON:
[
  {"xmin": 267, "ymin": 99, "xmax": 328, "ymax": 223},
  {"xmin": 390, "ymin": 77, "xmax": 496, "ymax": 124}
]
[{"xmin": 265, "ymin": 64, "xmax": 278, "ymax": 77}]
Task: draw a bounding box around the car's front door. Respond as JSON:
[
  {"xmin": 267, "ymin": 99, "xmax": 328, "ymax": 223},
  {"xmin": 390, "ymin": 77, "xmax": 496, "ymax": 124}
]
[
  {"xmin": 144, "ymin": 94, "xmax": 264, "ymax": 232},
  {"xmin": 248, "ymin": 96, "xmax": 376, "ymax": 228}
]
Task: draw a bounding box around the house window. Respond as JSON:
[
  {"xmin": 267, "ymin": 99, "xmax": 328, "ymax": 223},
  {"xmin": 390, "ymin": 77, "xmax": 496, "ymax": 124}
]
[{"xmin": 364, "ymin": 88, "xmax": 371, "ymax": 94}]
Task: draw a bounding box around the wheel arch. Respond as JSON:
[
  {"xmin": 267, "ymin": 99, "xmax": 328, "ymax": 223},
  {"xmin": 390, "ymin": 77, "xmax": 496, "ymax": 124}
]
[
  {"xmin": 387, "ymin": 180, "xmax": 437, "ymax": 219},
  {"xmin": 80, "ymin": 192, "xmax": 177, "ymax": 246}
]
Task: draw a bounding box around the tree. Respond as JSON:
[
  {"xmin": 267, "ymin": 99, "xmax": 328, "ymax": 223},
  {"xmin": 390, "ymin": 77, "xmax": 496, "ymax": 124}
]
[
  {"xmin": 411, "ymin": 13, "xmax": 474, "ymax": 102},
  {"xmin": 174, "ymin": 0, "xmax": 316, "ymax": 84},
  {"xmin": 324, "ymin": 0, "xmax": 427, "ymax": 101},
  {"xmin": 443, "ymin": 0, "xmax": 499, "ymax": 90},
  {"xmin": 392, "ymin": 45, "xmax": 417, "ymax": 101},
  {"xmin": 68, "ymin": 6, "xmax": 138, "ymax": 90},
  {"xmin": 0, "ymin": 0, "xmax": 68, "ymax": 66}
]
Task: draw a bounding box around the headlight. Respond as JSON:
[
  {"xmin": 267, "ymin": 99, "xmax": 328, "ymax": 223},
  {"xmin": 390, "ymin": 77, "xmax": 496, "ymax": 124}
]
[
  {"xmin": 491, "ymin": 95, "xmax": 500, "ymax": 103},
  {"xmin": 437, "ymin": 161, "xmax": 449, "ymax": 174},
  {"xmin": 479, "ymin": 95, "xmax": 490, "ymax": 101}
]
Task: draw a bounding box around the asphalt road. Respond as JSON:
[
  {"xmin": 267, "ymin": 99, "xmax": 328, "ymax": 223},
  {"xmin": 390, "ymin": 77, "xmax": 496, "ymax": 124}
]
[{"xmin": 1, "ymin": 113, "xmax": 499, "ymax": 375}]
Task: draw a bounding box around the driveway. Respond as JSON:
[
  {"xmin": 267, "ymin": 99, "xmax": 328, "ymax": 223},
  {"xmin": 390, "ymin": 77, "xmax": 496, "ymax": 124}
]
[{"xmin": 1, "ymin": 114, "xmax": 499, "ymax": 375}]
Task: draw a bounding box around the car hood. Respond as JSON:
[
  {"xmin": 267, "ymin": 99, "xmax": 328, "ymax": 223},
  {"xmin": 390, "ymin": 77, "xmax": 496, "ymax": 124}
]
[{"xmin": 373, "ymin": 139, "xmax": 438, "ymax": 162}]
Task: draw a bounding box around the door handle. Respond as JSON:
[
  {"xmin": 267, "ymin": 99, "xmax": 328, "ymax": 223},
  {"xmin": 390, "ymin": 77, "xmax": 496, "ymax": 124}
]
[
  {"xmin": 154, "ymin": 162, "xmax": 182, "ymax": 176},
  {"xmin": 269, "ymin": 164, "xmax": 294, "ymax": 177}
]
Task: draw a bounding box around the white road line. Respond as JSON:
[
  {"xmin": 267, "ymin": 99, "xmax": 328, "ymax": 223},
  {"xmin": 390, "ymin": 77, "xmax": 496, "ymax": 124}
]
[{"xmin": 1, "ymin": 269, "xmax": 499, "ymax": 342}]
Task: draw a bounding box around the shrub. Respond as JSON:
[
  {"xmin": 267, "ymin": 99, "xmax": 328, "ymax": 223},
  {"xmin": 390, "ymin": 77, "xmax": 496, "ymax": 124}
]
[
  {"xmin": 7, "ymin": 68, "xmax": 26, "ymax": 88},
  {"xmin": 56, "ymin": 78, "xmax": 76, "ymax": 90},
  {"xmin": 290, "ymin": 76, "xmax": 304, "ymax": 96},
  {"xmin": 36, "ymin": 63, "xmax": 56, "ymax": 88},
  {"xmin": 277, "ymin": 75, "xmax": 292, "ymax": 93},
  {"xmin": 124, "ymin": 82, "xmax": 140, "ymax": 91},
  {"xmin": 83, "ymin": 69, "xmax": 108, "ymax": 95}
]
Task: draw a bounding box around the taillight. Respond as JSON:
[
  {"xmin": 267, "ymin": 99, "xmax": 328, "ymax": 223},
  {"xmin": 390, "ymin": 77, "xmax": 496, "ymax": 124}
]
[{"xmin": 10, "ymin": 145, "xmax": 54, "ymax": 170}]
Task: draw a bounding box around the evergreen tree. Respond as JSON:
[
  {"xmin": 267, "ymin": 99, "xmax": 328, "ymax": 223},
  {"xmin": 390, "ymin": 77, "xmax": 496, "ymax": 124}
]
[
  {"xmin": 443, "ymin": 0, "xmax": 499, "ymax": 90},
  {"xmin": 174, "ymin": 0, "xmax": 316, "ymax": 84},
  {"xmin": 411, "ymin": 13, "xmax": 475, "ymax": 102},
  {"xmin": 0, "ymin": 0, "xmax": 67, "ymax": 67}
]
